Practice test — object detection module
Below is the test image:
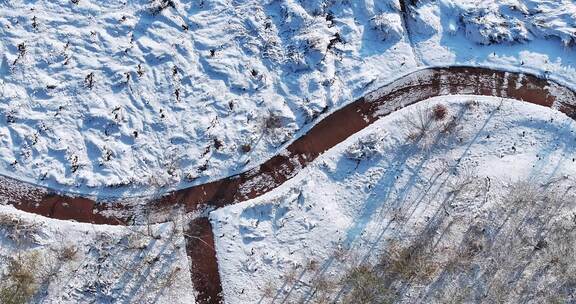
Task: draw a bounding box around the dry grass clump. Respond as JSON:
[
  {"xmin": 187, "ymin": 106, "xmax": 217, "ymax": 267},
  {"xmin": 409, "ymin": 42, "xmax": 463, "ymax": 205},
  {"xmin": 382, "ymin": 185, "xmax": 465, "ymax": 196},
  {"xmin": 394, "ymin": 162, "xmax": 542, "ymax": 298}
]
[
  {"xmin": 340, "ymin": 232, "xmax": 440, "ymax": 303},
  {"xmin": 58, "ymin": 245, "xmax": 78, "ymax": 261},
  {"xmin": 0, "ymin": 251, "xmax": 42, "ymax": 304},
  {"xmin": 342, "ymin": 264, "xmax": 390, "ymax": 304},
  {"xmin": 379, "ymin": 239, "xmax": 438, "ymax": 282}
]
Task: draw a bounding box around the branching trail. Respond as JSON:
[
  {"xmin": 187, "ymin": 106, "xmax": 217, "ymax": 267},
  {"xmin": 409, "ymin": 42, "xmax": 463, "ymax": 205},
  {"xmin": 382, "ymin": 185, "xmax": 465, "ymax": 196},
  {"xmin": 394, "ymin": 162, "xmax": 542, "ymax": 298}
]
[{"xmin": 1, "ymin": 67, "xmax": 575, "ymax": 304}]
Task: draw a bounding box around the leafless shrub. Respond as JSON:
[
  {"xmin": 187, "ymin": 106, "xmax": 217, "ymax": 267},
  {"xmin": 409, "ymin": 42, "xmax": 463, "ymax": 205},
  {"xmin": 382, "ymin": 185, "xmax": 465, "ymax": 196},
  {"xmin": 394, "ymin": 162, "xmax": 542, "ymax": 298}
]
[
  {"xmin": 501, "ymin": 179, "xmax": 542, "ymax": 209},
  {"xmin": 444, "ymin": 165, "xmax": 488, "ymax": 213},
  {"xmin": 84, "ymin": 72, "xmax": 94, "ymax": 89},
  {"xmin": 543, "ymin": 213, "xmax": 576, "ymax": 282},
  {"xmin": 402, "ymin": 104, "xmax": 458, "ymax": 150},
  {"xmin": 432, "ymin": 104, "xmax": 448, "ymax": 121},
  {"xmin": 333, "ymin": 245, "xmax": 349, "ymax": 263},
  {"xmin": 443, "ymin": 222, "xmax": 487, "ymax": 273},
  {"xmin": 12, "ymin": 43, "xmax": 26, "ymax": 66},
  {"xmin": 310, "ymin": 275, "xmax": 336, "ymax": 304},
  {"xmin": 283, "ymin": 266, "xmax": 299, "ymax": 286},
  {"xmin": 403, "ymin": 105, "xmax": 435, "ymax": 140},
  {"xmin": 260, "ymin": 280, "xmax": 278, "ymax": 300},
  {"xmin": 306, "ymin": 259, "xmax": 319, "ymax": 272}
]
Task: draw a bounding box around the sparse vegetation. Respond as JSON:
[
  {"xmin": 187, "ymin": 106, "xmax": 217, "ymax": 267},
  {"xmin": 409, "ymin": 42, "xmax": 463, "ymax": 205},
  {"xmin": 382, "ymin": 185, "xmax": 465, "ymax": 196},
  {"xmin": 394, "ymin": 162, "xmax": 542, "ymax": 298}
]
[
  {"xmin": 0, "ymin": 213, "xmax": 43, "ymax": 244},
  {"xmin": 270, "ymin": 176, "xmax": 576, "ymax": 303},
  {"xmin": 378, "ymin": 238, "xmax": 438, "ymax": 282},
  {"xmin": 263, "ymin": 111, "xmax": 283, "ymax": 134}
]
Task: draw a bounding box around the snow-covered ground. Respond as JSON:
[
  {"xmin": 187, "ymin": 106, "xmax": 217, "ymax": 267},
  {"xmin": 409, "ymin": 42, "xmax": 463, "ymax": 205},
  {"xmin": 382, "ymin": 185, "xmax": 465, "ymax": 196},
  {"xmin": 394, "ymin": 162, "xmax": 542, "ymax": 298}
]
[
  {"xmin": 211, "ymin": 96, "xmax": 576, "ymax": 303},
  {"xmin": 1, "ymin": 0, "xmax": 576, "ymax": 302},
  {"xmin": 409, "ymin": 0, "xmax": 576, "ymax": 86},
  {"xmin": 0, "ymin": 205, "xmax": 195, "ymax": 303},
  {"xmin": 0, "ymin": 0, "xmax": 575, "ymax": 197},
  {"xmin": 0, "ymin": 0, "xmax": 416, "ymax": 194}
]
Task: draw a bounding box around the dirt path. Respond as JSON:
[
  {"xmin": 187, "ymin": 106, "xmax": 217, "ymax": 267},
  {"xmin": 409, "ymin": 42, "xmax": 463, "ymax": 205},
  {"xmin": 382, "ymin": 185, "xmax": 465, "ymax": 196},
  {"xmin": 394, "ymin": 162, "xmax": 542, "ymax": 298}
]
[{"xmin": 1, "ymin": 67, "xmax": 575, "ymax": 303}]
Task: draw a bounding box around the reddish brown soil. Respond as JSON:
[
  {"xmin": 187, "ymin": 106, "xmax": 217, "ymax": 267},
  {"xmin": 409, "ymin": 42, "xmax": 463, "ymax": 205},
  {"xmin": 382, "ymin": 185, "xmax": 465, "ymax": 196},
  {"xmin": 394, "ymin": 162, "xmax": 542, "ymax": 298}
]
[
  {"xmin": 1, "ymin": 67, "xmax": 575, "ymax": 304},
  {"xmin": 186, "ymin": 217, "xmax": 223, "ymax": 304}
]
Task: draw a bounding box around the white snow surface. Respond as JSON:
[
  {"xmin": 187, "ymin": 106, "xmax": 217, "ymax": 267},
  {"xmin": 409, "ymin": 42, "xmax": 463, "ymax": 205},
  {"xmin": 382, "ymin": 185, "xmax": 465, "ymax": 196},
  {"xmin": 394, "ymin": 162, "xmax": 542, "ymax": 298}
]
[
  {"xmin": 0, "ymin": 204, "xmax": 196, "ymax": 303},
  {"xmin": 410, "ymin": 0, "xmax": 576, "ymax": 86},
  {"xmin": 0, "ymin": 0, "xmax": 416, "ymax": 194},
  {"xmin": 211, "ymin": 96, "xmax": 576, "ymax": 303}
]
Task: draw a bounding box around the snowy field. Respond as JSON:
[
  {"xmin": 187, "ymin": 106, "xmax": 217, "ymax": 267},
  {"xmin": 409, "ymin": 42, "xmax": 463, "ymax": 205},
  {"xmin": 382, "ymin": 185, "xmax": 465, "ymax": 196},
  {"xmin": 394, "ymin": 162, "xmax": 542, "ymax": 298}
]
[
  {"xmin": 0, "ymin": 0, "xmax": 576, "ymax": 303},
  {"xmin": 0, "ymin": 205, "xmax": 195, "ymax": 303},
  {"xmin": 1, "ymin": 0, "xmax": 573, "ymax": 196},
  {"xmin": 410, "ymin": 0, "xmax": 576, "ymax": 86},
  {"xmin": 0, "ymin": 0, "xmax": 416, "ymax": 194},
  {"xmin": 211, "ymin": 96, "xmax": 576, "ymax": 303}
]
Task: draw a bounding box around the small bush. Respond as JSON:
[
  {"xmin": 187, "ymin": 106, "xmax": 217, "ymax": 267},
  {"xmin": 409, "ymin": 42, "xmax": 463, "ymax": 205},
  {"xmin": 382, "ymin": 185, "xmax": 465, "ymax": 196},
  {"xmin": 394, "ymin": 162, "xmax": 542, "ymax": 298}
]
[
  {"xmin": 260, "ymin": 280, "xmax": 277, "ymax": 300},
  {"xmin": 403, "ymin": 106, "xmax": 434, "ymax": 139},
  {"xmin": 432, "ymin": 104, "xmax": 448, "ymax": 121},
  {"xmin": 240, "ymin": 144, "xmax": 251, "ymax": 153}
]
